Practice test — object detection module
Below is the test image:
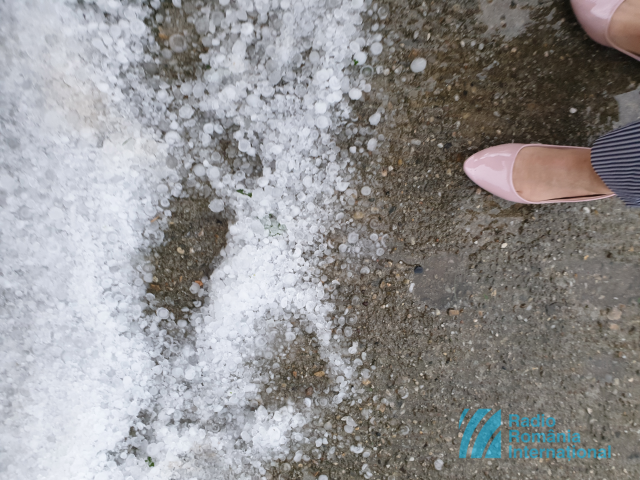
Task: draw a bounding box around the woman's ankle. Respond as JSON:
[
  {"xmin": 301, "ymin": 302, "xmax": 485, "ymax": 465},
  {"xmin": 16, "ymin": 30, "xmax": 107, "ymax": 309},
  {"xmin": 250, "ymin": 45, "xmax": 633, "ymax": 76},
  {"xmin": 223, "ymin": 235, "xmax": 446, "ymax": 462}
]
[
  {"xmin": 513, "ymin": 147, "xmax": 611, "ymax": 202},
  {"xmin": 610, "ymin": 0, "xmax": 640, "ymax": 56}
]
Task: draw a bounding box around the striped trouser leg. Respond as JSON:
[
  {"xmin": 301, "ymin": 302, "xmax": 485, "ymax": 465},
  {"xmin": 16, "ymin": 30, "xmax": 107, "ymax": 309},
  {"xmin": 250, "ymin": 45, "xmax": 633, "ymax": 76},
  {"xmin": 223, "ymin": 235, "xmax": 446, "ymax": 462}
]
[{"xmin": 591, "ymin": 119, "xmax": 640, "ymax": 207}]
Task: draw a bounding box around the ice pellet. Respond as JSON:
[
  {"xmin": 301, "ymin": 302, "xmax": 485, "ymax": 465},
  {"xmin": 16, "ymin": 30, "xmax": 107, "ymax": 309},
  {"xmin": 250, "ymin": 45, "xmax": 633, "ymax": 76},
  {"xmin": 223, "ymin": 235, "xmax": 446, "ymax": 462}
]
[
  {"xmin": 208, "ymin": 199, "xmax": 224, "ymax": 212},
  {"xmin": 410, "ymin": 57, "xmax": 427, "ymax": 73},
  {"xmin": 238, "ymin": 139, "xmax": 251, "ymax": 152},
  {"xmin": 315, "ymin": 101, "xmax": 328, "ymax": 114},
  {"xmin": 193, "ymin": 164, "xmax": 206, "ymax": 177},
  {"xmin": 316, "ymin": 115, "xmax": 330, "ymax": 129},
  {"xmin": 179, "ymin": 105, "xmax": 194, "ymax": 119},
  {"xmin": 349, "ymin": 88, "xmax": 362, "ymax": 100},
  {"xmin": 169, "ymin": 33, "xmax": 187, "ymax": 53}
]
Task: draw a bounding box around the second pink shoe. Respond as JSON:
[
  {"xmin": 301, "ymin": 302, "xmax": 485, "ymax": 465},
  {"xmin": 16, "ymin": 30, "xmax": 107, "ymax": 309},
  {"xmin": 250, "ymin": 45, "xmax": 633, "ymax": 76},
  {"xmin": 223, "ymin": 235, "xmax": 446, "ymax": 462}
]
[
  {"xmin": 463, "ymin": 144, "xmax": 616, "ymax": 205},
  {"xmin": 571, "ymin": 0, "xmax": 640, "ymax": 61}
]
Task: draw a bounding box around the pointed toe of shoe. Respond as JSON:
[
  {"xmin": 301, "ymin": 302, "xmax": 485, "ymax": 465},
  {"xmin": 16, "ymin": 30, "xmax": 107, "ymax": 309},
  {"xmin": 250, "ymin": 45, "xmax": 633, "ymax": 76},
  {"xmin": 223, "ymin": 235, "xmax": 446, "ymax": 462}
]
[
  {"xmin": 464, "ymin": 144, "xmax": 528, "ymax": 204},
  {"xmin": 571, "ymin": 0, "xmax": 620, "ymax": 47},
  {"xmin": 571, "ymin": 0, "xmax": 640, "ymax": 60}
]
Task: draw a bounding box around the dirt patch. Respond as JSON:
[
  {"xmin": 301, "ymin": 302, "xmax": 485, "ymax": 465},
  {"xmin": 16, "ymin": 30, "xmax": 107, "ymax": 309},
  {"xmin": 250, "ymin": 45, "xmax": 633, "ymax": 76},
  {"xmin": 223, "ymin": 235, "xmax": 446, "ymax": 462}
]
[{"xmin": 147, "ymin": 196, "xmax": 228, "ymax": 322}]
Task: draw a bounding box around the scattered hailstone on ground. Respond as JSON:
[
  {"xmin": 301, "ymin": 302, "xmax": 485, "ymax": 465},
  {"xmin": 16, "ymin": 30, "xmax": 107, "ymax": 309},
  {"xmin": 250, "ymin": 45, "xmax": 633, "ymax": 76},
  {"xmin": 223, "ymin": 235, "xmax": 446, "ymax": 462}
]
[
  {"xmin": 315, "ymin": 101, "xmax": 328, "ymax": 114},
  {"xmin": 179, "ymin": 104, "xmax": 194, "ymax": 119},
  {"xmin": 354, "ymin": 51, "xmax": 367, "ymax": 64},
  {"xmin": 410, "ymin": 57, "xmax": 427, "ymax": 73},
  {"xmin": 193, "ymin": 164, "xmax": 206, "ymax": 177},
  {"xmin": 169, "ymin": 33, "xmax": 187, "ymax": 53},
  {"xmin": 208, "ymin": 199, "xmax": 225, "ymax": 212},
  {"xmin": 317, "ymin": 115, "xmax": 331, "ymax": 129},
  {"xmin": 370, "ymin": 41, "xmax": 383, "ymax": 55}
]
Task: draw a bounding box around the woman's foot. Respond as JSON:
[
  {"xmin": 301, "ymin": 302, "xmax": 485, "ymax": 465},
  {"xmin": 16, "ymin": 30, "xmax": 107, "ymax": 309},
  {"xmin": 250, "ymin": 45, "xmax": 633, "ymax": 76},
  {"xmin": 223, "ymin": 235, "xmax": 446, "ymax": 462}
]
[
  {"xmin": 610, "ymin": 0, "xmax": 640, "ymax": 56},
  {"xmin": 512, "ymin": 147, "xmax": 613, "ymax": 202},
  {"xmin": 463, "ymin": 144, "xmax": 616, "ymax": 205}
]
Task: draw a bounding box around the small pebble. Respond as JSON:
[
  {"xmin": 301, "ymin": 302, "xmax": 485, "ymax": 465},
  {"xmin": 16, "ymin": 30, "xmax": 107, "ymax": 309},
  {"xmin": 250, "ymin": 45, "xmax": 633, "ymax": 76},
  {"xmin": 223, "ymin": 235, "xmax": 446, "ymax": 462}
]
[{"xmin": 607, "ymin": 307, "xmax": 622, "ymax": 321}]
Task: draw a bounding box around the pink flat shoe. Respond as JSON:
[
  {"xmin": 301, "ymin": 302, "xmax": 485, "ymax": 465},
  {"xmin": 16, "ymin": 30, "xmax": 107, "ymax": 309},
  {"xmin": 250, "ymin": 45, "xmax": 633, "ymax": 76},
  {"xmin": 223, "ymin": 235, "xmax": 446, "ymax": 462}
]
[
  {"xmin": 463, "ymin": 144, "xmax": 616, "ymax": 204},
  {"xmin": 571, "ymin": 0, "xmax": 640, "ymax": 61}
]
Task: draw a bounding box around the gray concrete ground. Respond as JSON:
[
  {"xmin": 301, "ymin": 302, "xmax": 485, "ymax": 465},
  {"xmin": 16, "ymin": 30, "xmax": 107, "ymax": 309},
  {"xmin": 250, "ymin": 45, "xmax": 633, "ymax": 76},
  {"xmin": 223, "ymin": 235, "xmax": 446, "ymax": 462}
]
[
  {"xmin": 300, "ymin": 1, "xmax": 640, "ymax": 478},
  {"xmin": 148, "ymin": 0, "xmax": 640, "ymax": 478}
]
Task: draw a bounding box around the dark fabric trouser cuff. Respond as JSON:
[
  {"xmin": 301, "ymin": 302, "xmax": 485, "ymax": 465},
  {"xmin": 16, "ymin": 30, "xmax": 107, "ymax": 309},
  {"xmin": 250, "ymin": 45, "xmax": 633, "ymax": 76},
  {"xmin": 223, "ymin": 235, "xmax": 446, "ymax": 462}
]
[{"xmin": 591, "ymin": 119, "xmax": 640, "ymax": 207}]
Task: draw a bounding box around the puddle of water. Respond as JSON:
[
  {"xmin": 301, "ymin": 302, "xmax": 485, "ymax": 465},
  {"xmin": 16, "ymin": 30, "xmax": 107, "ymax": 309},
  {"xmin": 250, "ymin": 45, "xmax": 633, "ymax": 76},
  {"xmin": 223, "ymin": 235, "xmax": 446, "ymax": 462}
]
[
  {"xmin": 563, "ymin": 257, "xmax": 640, "ymax": 305},
  {"xmin": 584, "ymin": 354, "xmax": 626, "ymax": 384},
  {"xmin": 477, "ymin": 0, "xmax": 537, "ymax": 41},
  {"xmin": 614, "ymin": 87, "xmax": 640, "ymax": 127},
  {"xmin": 410, "ymin": 252, "xmax": 469, "ymax": 308}
]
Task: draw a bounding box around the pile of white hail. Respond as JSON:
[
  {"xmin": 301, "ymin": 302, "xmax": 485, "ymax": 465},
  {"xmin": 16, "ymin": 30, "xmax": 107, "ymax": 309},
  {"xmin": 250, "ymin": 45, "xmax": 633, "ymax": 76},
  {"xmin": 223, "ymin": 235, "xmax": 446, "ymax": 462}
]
[{"xmin": 0, "ymin": 0, "xmax": 396, "ymax": 478}]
